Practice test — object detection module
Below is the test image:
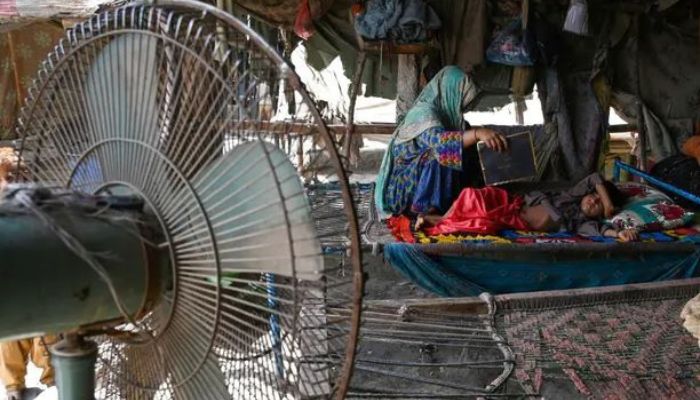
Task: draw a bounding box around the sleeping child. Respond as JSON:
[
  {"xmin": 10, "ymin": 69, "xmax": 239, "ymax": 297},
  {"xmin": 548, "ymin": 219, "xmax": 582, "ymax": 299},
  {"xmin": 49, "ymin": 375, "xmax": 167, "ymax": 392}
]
[{"xmin": 418, "ymin": 172, "xmax": 640, "ymax": 242}]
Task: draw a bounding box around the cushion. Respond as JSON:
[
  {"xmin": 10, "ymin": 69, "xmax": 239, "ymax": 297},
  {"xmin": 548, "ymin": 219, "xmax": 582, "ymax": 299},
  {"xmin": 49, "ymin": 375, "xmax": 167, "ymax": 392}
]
[{"xmin": 607, "ymin": 182, "xmax": 695, "ymax": 231}]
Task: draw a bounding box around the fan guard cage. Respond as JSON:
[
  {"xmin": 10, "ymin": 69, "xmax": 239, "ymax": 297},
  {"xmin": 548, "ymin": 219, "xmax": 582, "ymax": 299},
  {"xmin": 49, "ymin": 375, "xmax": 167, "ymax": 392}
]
[{"xmin": 15, "ymin": 1, "xmax": 363, "ymax": 399}]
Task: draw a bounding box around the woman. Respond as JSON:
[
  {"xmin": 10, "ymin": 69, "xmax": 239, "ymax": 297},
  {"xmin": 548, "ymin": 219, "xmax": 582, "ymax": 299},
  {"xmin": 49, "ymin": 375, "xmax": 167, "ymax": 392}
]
[{"xmin": 375, "ymin": 66, "xmax": 508, "ymax": 221}]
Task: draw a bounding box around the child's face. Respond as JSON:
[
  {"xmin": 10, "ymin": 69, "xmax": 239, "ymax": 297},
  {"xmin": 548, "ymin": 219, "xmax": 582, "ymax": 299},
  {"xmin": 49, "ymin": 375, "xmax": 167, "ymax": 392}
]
[{"xmin": 580, "ymin": 193, "xmax": 604, "ymax": 218}]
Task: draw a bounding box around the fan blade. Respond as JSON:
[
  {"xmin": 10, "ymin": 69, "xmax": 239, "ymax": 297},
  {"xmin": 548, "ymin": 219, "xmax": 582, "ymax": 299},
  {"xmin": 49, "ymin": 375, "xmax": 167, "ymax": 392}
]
[
  {"xmin": 184, "ymin": 141, "xmax": 323, "ymax": 280},
  {"xmin": 81, "ymin": 34, "xmax": 161, "ymax": 189},
  {"xmin": 85, "ymin": 34, "xmax": 159, "ymax": 144},
  {"xmin": 167, "ymin": 317, "xmax": 230, "ymax": 399}
]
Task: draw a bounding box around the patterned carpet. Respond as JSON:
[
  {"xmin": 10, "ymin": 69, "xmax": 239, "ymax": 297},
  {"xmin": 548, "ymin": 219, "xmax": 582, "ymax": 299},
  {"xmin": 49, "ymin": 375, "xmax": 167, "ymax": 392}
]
[{"xmin": 499, "ymin": 296, "xmax": 700, "ymax": 399}]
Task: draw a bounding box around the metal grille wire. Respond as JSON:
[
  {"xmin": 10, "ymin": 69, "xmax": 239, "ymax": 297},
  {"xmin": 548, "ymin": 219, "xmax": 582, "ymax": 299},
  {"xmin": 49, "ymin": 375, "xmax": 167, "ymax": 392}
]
[{"xmin": 16, "ymin": 2, "xmax": 363, "ymax": 399}]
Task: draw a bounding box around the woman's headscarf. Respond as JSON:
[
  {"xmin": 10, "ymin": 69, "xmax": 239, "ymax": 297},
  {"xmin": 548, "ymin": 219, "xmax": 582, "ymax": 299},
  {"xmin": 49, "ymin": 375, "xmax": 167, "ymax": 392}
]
[{"xmin": 374, "ymin": 66, "xmax": 480, "ymax": 218}]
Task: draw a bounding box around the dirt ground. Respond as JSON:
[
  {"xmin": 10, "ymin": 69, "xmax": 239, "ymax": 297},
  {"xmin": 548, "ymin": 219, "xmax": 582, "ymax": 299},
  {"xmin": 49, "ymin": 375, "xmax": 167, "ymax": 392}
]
[{"xmin": 351, "ymin": 252, "xmax": 585, "ymax": 399}]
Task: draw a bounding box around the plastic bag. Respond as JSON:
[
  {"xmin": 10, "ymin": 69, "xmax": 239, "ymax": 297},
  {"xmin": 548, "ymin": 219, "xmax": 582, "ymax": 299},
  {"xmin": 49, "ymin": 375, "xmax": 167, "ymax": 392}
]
[{"xmin": 486, "ymin": 18, "xmax": 536, "ymax": 66}]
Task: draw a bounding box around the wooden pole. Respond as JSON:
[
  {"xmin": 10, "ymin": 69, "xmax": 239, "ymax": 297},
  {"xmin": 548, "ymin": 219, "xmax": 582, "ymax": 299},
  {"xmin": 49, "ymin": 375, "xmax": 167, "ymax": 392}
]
[
  {"xmin": 344, "ymin": 51, "xmax": 367, "ymax": 165},
  {"xmin": 634, "ymin": 15, "xmax": 647, "ymax": 172},
  {"xmin": 515, "ymin": 98, "xmax": 525, "ymax": 125},
  {"xmin": 396, "ymin": 54, "xmax": 420, "ymax": 123},
  {"xmin": 6, "ymin": 31, "xmax": 24, "ymax": 111}
]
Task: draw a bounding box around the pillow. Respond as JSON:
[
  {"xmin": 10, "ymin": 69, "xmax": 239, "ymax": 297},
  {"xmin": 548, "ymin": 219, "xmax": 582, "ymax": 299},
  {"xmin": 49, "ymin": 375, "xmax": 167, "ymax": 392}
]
[{"xmin": 606, "ymin": 182, "xmax": 695, "ymax": 232}]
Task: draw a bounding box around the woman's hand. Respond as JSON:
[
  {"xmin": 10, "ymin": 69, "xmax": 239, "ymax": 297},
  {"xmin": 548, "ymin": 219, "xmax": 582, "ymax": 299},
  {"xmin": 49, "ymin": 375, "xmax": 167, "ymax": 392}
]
[
  {"xmin": 476, "ymin": 128, "xmax": 508, "ymax": 152},
  {"xmin": 617, "ymin": 228, "xmax": 639, "ymax": 242}
]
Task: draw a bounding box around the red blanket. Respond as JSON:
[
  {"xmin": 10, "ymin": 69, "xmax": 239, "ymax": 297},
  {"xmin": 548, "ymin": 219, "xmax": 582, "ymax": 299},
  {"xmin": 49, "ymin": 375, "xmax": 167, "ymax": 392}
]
[{"xmin": 425, "ymin": 187, "xmax": 529, "ymax": 235}]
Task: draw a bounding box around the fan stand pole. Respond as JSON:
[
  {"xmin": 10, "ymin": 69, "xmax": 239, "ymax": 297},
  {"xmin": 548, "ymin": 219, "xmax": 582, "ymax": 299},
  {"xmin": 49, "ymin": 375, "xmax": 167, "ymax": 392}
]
[{"xmin": 50, "ymin": 334, "xmax": 99, "ymax": 400}]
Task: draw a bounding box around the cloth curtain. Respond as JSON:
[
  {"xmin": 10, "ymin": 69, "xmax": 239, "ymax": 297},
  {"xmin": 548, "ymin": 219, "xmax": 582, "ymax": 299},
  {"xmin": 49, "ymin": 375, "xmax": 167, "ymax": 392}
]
[
  {"xmin": 430, "ymin": 0, "xmax": 487, "ymax": 69},
  {"xmin": 612, "ymin": 14, "xmax": 700, "ymax": 145},
  {"xmin": 611, "ymin": 90, "xmax": 678, "ymax": 162}
]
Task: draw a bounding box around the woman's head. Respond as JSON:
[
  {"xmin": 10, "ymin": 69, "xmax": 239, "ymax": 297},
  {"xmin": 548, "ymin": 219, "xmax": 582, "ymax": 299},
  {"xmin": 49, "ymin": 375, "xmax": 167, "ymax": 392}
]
[
  {"xmin": 401, "ymin": 66, "xmax": 478, "ymax": 131},
  {"xmin": 429, "ymin": 66, "xmax": 476, "ymax": 126},
  {"xmin": 579, "ymin": 181, "xmax": 626, "ymax": 219}
]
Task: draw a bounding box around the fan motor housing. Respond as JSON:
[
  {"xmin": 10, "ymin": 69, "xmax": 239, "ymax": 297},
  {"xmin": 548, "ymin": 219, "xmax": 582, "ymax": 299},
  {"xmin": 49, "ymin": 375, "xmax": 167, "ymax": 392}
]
[{"xmin": 0, "ymin": 198, "xmax": 168, "ymax": 340}]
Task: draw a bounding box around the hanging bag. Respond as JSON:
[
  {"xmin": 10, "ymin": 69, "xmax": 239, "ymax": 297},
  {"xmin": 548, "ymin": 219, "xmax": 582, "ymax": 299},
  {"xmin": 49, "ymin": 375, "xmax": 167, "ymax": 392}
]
[{"xmin": 486, "ymin": 18, "xmax": 536, "ymax": 66}]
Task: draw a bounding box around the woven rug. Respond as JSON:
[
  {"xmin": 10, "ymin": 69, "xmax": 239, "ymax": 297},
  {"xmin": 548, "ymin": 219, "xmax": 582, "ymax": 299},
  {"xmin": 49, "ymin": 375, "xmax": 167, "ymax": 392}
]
[{"xmin": 350, "ymin": 283, "xmax": 700, "ymax": 399}]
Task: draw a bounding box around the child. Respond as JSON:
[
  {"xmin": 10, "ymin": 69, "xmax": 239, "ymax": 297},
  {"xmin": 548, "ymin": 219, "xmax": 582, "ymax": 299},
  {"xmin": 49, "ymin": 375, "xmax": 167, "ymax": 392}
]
[{"xmin": 419, "ymin": 172, "xmax": 640, "ymax": 241}]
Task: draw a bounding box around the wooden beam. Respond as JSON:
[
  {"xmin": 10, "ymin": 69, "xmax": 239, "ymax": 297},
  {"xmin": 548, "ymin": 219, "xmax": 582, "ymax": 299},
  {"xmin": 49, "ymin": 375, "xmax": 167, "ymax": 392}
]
[
  {"xmin": 234, "ymin": 122, "xmax": 636, "ymax": 137},
  {"xmin": 360, "ymin": 41, "xmax": 434, "ymax": 55},
  {"xmin": 0, "ymin": 1, "xmax": 105, "ymax": 20},
  {"xmin": 366, "ymin": 297, "xmax": 489, "ymax": 315},
  {"xmin": 608, "ymin": 124, "xmax": 636, "ymax": 133},
  {"xmin": 365, "ymin": 277, "xmax": 700, "ymax": 316},
  {"xmin": 233, "ymin": 121, "xmax": 397, "ymax": 136},
  {"xmin": 344, "ymin": 123, "xmax": 395, "ymax": 135}
]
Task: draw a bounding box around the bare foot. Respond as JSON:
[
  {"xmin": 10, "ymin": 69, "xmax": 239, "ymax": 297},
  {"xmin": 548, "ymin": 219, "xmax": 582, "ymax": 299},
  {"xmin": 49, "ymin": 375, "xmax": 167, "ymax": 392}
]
[
  {"xmin": 423, "ymin": 214, "xmax": 443, "ymax": 226},
  {"xmin": 414, "ymin": 214, "xmax": 442, "ymax": 231},
  {"xmin": 414, "ymin": 214, "xmax": 426, "ymax": 231}
]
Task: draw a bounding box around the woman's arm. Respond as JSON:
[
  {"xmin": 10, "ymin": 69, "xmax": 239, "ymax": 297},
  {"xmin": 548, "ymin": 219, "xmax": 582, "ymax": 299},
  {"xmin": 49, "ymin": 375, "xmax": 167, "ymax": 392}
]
[{"xmin": 462, "ymin": 128, "xmax": 508, "ymax": 152}]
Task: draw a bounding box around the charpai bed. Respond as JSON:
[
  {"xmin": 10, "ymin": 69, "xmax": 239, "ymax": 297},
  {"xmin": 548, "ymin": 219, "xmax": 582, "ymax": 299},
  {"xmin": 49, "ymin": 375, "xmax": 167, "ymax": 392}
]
[{"xmin": 362, "ymin": 160, "xmax": 700, "ymax": 297}]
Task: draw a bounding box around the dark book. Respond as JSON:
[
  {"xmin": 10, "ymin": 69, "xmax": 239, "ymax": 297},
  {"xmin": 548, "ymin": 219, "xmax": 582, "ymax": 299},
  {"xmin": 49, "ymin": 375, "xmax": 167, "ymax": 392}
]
[{"xmin": 477, "ymin": 131, "xmax": 537, "ymax": 186}]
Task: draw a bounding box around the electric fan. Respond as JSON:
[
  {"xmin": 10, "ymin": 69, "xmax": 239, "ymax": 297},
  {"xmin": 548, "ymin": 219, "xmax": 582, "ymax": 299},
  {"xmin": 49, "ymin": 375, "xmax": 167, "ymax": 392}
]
[{"xmin": 4, "ymin": 1, "xmax": 363, "ymax": 399}]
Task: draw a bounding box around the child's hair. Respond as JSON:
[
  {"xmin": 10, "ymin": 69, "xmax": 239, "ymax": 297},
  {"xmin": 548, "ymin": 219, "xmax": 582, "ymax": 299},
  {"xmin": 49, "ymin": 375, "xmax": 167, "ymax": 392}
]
[{"xmin": 603, "ymin": 180, "xmax": 627, "ymax": 208}]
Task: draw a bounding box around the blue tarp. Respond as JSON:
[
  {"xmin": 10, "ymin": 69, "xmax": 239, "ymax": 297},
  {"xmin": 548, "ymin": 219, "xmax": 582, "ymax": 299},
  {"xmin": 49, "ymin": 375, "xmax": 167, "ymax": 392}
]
[{"xmin": 385, "ymin": 243, "xmax": 700, "ymax": 297}]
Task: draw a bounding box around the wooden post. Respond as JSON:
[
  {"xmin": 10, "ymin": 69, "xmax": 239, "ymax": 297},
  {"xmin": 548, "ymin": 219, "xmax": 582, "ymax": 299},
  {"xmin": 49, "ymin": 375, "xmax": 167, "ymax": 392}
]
[
  {"xmin": 636, "ymin": 101, "xmax": 647, "ymax": 172},
  {"xmin": 6, "ymin": 32, "xmax": 23, "ymax": 111},
  {"xmin": 515, "ymin": 98, "xmax": 525, "ymax": 125},
  {"xmin": 344, "ymin": 51, "xmax": 367, "ymax": 165},
  {"xmin": 396, "ymin": 54, "xmax": 420, "ymax": 123},
  {"xmin": 634, "ymin": 15, "xmax": 647, "ymax": 172}
]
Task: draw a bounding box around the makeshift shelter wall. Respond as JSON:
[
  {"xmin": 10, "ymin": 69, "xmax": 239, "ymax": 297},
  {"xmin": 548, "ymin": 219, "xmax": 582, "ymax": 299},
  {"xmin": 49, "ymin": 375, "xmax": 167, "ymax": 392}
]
[
  {"xmin": 0, "ymin": 21, "xmax": 64, "ymax": 140},
  {"xmin": 611, "ymin": 12, "xmax": 700, "ymax": 146},
  {"xmin": 525, "ymin": 1, "xmax": 700, "ymax": 180},
  {"xmin": 232, "ymin": 0, "xmax": 336, "ymax": 28},
  {"xmin": 0, "ymin": 0, "xmax": 107, "ymax": 32},
  {"xmin": 301, "ymin": 0, "xmax": 397, "ymax": 100}
]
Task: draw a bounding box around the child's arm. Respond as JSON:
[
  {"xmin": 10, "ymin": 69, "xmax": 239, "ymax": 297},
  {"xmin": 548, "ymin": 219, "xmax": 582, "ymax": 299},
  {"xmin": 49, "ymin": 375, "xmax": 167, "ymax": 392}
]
[
  {"xmin": 602, "ymin": 227, "xmax": 639, "ymax": 242},
  {"xmin": 595, "ymin": 182, "xmax": 616, "ymax": 218},
  {"xmin": 569, "ymin": 172, "xmax": 603, "ymax": 198}
]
